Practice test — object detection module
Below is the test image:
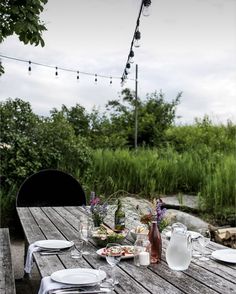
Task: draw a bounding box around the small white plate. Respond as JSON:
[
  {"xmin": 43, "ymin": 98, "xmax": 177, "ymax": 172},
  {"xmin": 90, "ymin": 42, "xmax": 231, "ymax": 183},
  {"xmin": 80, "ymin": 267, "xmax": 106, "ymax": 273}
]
[
  {"xmin": 212, "ymin": 249, "xmax": 236, "ymax": 263},
  {"xmin": 165, "ymin": 230, "xmax": 201, "ymax": 239},
  {"xmin": 35, "ymin": 240, "xmax": 74, "ymax": 250},
  {"xmin": 96, "ymin": 245, "xmax": 134, "ymax": 259},
  {"xmin": 51, "ymin": 268, "xmax": 106, "ymax": 285}
]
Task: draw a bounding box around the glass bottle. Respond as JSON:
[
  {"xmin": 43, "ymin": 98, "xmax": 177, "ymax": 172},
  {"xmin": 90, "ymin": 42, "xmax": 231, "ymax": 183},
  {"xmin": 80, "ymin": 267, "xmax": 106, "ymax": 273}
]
[
  {"xmin": 90, "ymin": 191, "xmax": 95, "ymax": 202},
  {"xmin": 114, "ymin": 199, "xmax": 125, "ymax": 232},
  {"xmin": 134, "ymin": 234, "xmax": 151, "ymax": 267},
  {"xmin": 148, "ymin": 214, "xmax": 162, "ymax": 263}
]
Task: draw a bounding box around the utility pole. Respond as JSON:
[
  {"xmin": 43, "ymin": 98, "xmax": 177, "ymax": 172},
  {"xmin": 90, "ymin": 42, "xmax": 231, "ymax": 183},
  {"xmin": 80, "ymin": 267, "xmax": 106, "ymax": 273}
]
[{"xmin": 134, "ymin": 64, "xmax": 138, "ymax": 149}]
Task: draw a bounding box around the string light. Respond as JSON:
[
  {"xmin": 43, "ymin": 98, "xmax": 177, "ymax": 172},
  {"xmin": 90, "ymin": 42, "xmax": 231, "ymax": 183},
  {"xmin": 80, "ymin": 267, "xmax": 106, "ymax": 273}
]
[
  {"xmin": 142, "ymin": 0, "xmax": 152, "ymax": 17},
  {"xmin": 134, "ymin": 29, "xmax": 141, "ymax": 48},
  {"xmin": 121, "ymin": 0, "xmax": 152, "ymax": 84},
  {"xmin": 0, "ymin": 54, "xmax": 132, "ymax": 84},
  {"xmin": 129, "ymin": 50, "xmax": 135, "ymax": 64},
  {"xmin": 55, "ymin": 66, "xmax": 58, "ymax": 78},
  {"xmin": 126, "ymin": 63, "xmax": 131, "ymax": 74},
  {"xmin": 28, "ymin": 61, "xmax": 32, "ymax": 75}
]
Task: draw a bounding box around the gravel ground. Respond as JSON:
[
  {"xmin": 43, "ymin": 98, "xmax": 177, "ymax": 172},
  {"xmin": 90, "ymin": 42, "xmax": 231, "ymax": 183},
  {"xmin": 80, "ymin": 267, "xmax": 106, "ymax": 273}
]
[{"xmin": 11, "ymin": 237, "xmax": 41, "ymax": 294}]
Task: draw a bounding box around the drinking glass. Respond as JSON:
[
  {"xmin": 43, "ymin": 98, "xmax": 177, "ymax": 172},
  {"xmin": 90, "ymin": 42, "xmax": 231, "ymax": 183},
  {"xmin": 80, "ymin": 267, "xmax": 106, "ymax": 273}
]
[
  {"xmin": 80, "ymin": 217, "xmax": 93, "ymax": 255},
  {"xmin": 70, "ymin": 239, "xmax": 84, "ymax": 259},
  {"xmin": 98, "ymin": 265, "xmax": 115, "ymax": 290},
  {"xmin": 105, "ymin": 243, "xmax": 122, "ymax": 284},
  {"xmin": 198, "ymin": 229, "xmax": 211, "ymax": 261}
]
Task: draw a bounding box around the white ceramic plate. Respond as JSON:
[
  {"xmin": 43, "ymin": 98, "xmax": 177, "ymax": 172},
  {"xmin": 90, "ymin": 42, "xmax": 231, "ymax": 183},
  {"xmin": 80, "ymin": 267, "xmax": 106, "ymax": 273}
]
[
  {"xmin": 165, "ymin": 230, "xmax": 201, "ymax": 239},
  {"xmin": 96, "ymin": 245, "xmax": 134, "ymax": 259},
  {"xmin": 34, "ymin": 240, "xmax": 74, "ymax": 250},
  {"xmin": 51, "ymin": 268, "xmax": 106, "ymax": 285},
  {"xmin": 212, "ymin": 249, "xmax": 236, "ymax": 263}
]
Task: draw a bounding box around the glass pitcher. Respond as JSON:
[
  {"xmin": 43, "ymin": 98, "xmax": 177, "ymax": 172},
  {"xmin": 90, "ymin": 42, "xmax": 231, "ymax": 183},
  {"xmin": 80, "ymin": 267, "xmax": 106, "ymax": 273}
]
[{"xmin": 166, "ymin": 223, "xmax": 192, "ymax": 271}]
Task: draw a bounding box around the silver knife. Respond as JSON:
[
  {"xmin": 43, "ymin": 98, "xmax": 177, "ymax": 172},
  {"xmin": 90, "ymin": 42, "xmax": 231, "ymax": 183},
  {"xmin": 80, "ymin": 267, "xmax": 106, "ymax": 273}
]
[
  {"xmin": 51, "ymin": 288, "xmax": 112, "ymax": 294},
  {"xmin": 51, "ymin": 289, "xmax": 111, "ymax": 294},
  {"xmin": 40, "ymin": 251, "xmax": 68, "ymax": 255}
]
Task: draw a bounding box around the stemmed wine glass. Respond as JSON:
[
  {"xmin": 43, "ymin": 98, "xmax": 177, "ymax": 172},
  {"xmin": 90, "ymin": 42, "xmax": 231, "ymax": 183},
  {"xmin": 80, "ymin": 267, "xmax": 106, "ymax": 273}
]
[
  {"xmin": 197, "ymin": 229, "xmax": 211, "ymax": 261},
  {"xmin": 105, "ymin": 243, "xmax": 123, "ymax": 285}
]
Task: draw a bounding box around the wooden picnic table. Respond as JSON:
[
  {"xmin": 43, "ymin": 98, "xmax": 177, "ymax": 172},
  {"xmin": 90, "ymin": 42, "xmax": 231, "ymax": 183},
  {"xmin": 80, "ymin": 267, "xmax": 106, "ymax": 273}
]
[
  {"xmin": 0, "ymin": 228, "xmax": 16, "ymax": 294},
  {"xmin": 17, "ymin": 206, "xmax": 236, "ymax": 294}
]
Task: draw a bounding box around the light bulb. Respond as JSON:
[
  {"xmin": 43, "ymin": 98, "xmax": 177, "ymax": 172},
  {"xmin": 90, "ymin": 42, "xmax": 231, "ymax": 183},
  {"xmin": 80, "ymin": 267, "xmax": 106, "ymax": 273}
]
[
  {"xmin": 134, "ymin": 30, "xmax": 141, "ymax": 48},
  {"xmin": 55, "ymin": 67, "xmax": 58, "ymax": 79},
  {"xmin": 129, "ymin": 56, "xmax": 134, "ymax": 64},
  {"xmin": 142, "ymin": 5, "xmax": 151, "ymax": 16},
  {"xmin": 28, "ymin": 61, "xmax": 31, "ymax": 75},
  {"xmin": 129, "ymin": 50, "xmax": 134, "ymax": 63},
  {"xmin": 134, "ymin": 38, "xmax": 141, "ymax": 48},
  {"xmin": 142, "ymin": 0, "xmax": 151, "ymax": 16}
]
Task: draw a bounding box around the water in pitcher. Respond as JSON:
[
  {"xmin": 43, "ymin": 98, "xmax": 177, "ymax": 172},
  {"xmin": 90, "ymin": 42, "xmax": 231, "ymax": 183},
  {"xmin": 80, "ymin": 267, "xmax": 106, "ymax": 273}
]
[{"xmin": 166, "ymin": 223, "xmax": 192, "ymax": 271}]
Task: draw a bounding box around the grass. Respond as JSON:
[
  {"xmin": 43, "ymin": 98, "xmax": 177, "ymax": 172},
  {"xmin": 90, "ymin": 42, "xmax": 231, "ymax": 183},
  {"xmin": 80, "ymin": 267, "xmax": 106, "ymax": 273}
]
[{"xmin": 83, "ymin": 147, "xmax": 236, "ymax": 224}]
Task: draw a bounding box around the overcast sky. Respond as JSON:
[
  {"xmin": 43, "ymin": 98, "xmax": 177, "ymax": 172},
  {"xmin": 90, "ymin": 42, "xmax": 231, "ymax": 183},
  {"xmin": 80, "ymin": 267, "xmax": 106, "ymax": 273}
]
[{"xmin": 1, "ymin": 0, "xmax": 236, "ymax": 124}]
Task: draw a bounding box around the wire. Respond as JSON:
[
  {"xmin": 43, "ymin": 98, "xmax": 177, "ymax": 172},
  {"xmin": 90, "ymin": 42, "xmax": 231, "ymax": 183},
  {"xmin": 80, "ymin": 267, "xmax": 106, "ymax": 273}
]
[
  {"xmin": 0, "ymin": 53, "xmax": 135, "ymax": 81},
  {"xmin": 121, "ymin": 0, "xmax": 145, "ymax": 83}
]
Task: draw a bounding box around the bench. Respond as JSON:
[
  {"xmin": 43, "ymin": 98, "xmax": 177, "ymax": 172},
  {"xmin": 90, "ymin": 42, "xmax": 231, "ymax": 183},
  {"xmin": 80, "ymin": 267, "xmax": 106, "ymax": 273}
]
[{"xmin": 0, "ymin": 228, "xmax": 16, "ymax": 294}]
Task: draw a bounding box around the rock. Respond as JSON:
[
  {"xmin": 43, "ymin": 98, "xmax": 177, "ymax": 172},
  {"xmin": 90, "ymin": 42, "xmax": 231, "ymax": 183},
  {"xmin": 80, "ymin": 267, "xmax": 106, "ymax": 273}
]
[
  {"xmin": 161, "ymin": 194, "xmax": 198, "ymax": 210},
  {"xmin": 165, "ymin": 209, "xmax": 209, "ymax": 231},
  {"xmin": 116, "ymin": 197, "xmax": 209, "ymax": 232}
]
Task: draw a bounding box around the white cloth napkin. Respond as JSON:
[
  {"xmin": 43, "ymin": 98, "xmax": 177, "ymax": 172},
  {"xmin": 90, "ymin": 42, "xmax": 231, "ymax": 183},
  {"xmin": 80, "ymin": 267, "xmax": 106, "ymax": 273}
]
[
  {"xmin": 24, "ymin": 243, "xmax": 41, "ymax": 274},
  {"xmin": 38, "ymin": 276, "xmax": 79, "ymax": 294}
]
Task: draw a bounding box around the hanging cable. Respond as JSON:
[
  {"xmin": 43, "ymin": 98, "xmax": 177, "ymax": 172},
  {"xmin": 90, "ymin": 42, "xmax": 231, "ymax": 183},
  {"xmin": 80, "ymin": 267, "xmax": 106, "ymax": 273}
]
[
  {"xmin": 121, "ymin": 0, "xmax": 151, "ymax": 85},
  {"xmin": 0, "ymin": 53, "xmax": 133, "ymax": 82}
]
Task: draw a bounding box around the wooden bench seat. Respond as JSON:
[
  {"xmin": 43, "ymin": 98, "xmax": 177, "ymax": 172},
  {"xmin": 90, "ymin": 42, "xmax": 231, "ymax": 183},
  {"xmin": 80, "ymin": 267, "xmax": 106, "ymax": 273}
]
[{"xmin": 0, "ymin": 228, "xmax": 16, "ymax": 294}]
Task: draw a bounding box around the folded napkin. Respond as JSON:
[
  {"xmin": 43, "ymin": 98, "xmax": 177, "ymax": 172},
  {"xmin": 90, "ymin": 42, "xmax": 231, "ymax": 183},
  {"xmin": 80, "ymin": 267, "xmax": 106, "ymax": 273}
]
[
  {"xmin": 38, "ymin": 276, "xmax": 86, "ymax": 294},
  {"xmin": 24, "ymin": 243, "xmax": 41, "ymax": 274}
]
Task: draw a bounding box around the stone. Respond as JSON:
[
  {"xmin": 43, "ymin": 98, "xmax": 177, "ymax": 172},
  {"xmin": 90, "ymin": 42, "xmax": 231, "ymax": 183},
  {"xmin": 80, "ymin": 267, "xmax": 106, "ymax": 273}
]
[
  {"xmin": 117, "ymin": 196, "xmax": 209, "ymax": 232},
  {"xmin": 165, "ymin": 209, "xmax": 209, "ymax": 231}
]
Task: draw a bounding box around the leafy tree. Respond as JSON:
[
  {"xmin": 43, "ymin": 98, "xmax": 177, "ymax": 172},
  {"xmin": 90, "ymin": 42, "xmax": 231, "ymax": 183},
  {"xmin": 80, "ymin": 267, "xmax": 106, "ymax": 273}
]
[
  {"xmin": 106, "ymin": 89, "xmax": 182, "ymax": 147},
  {"xmin": 0, "ymin": 98, "xmax": 41, "ymax": 185},
  {"xmin": 166, "ymin": 115, "xmax": 236, "ymax": 153},
  {"xmin": 50, "ymin": 104, "xmax": 90, "ymax": 137},
  {"xmin": 0, "ymin": 98, "xmax": 92, "ymax": 188},
  {"xmin": 0, "ymin": 0, "xmax": 48, "ymax": 74},
  {"xmin": 88, "ymin": 107, "xmax": 128, "ymax": 149}
]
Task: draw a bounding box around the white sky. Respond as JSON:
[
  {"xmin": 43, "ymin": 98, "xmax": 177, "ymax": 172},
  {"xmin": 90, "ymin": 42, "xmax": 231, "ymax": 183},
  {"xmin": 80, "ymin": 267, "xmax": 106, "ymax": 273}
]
[{"xmin": 0, "ymin": 0, "xmax": 236, "ymax": 124}]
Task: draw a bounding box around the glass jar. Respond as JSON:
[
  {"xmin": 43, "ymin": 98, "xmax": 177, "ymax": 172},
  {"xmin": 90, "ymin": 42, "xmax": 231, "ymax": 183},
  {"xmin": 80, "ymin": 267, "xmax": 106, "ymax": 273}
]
[{"xmin": 134, "ymin": 234, "xmax": 151, "ymax": 267}]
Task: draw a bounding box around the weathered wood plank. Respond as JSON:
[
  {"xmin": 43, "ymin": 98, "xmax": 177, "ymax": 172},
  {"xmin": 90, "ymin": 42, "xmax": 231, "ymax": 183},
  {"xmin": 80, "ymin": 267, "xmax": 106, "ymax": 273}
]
[
  {"xmin": 17, "ymin": 207, "xmax": 45, "ymax": 244},
  {"xmin": 17, "ymin": 207, "xmax": 236, "ymax": 294},
  {"xmin": 0, "ymin": 228, "xmax": 16, "ymax": 294},
  {"xmin": 44, "ymin": 208, "xmax": 151, "ymax": 294},
  {"xmin": 160, "ymin": 236, "xmax": 236, "ymax": 293}
]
